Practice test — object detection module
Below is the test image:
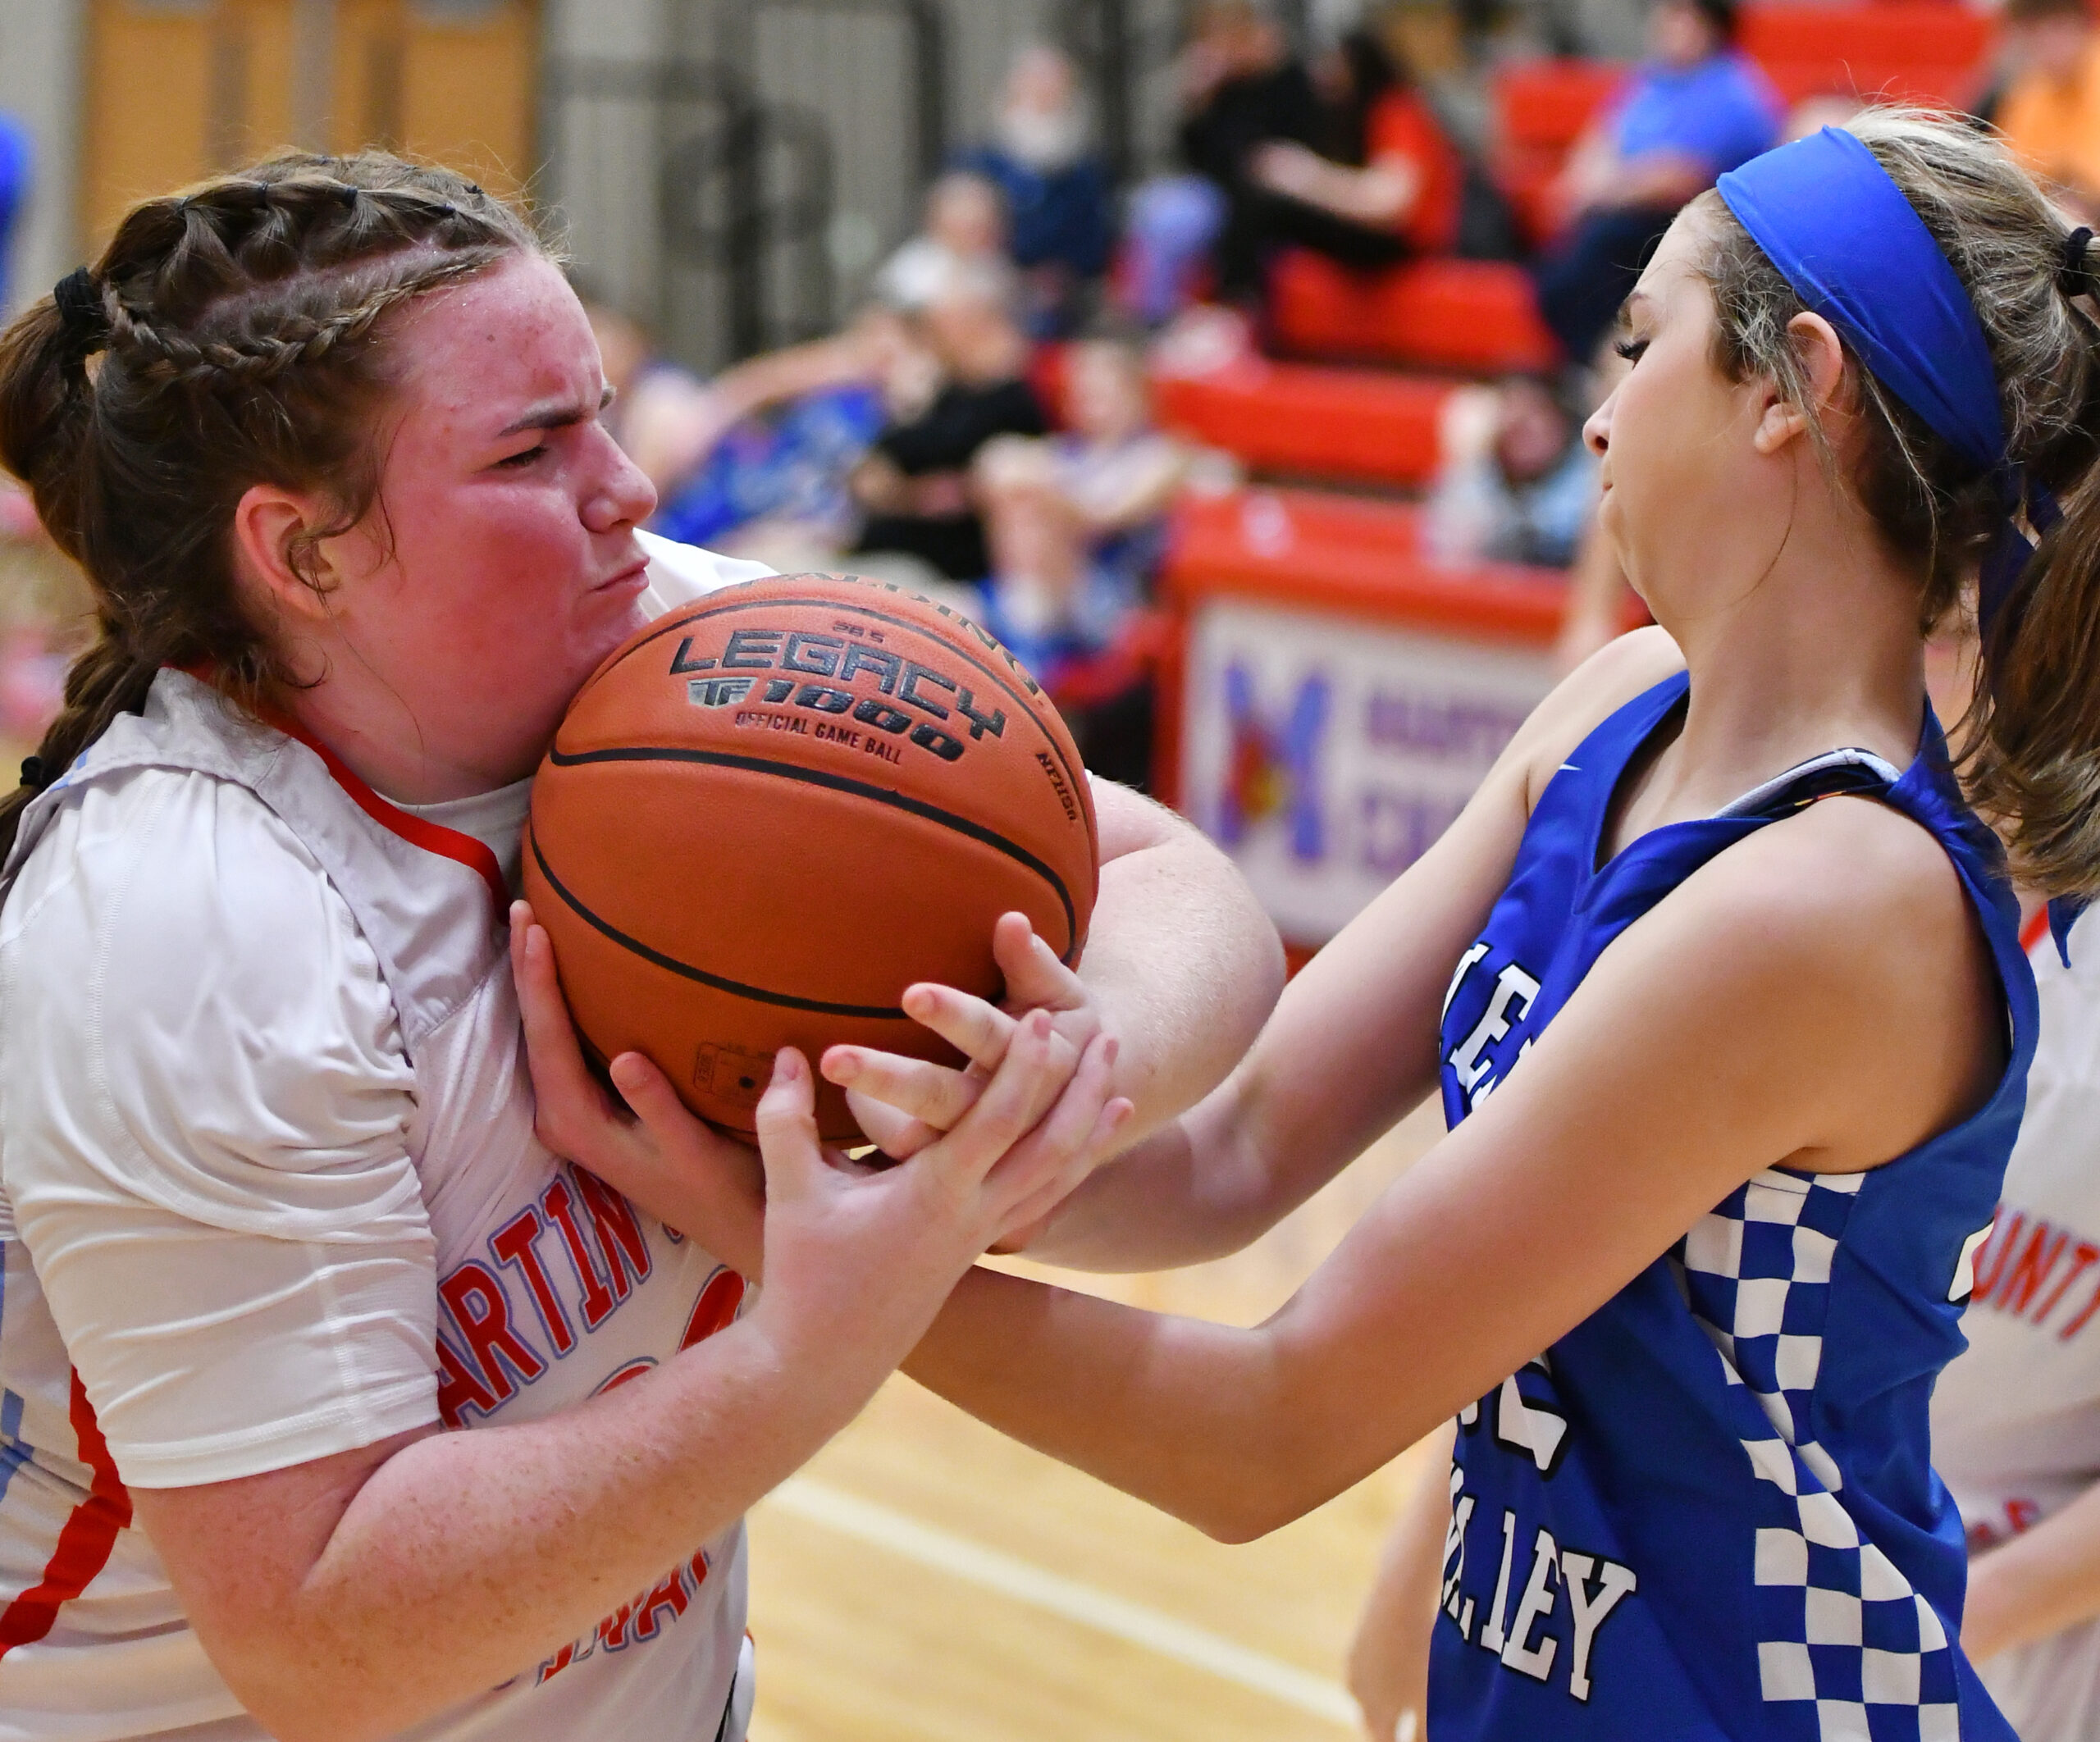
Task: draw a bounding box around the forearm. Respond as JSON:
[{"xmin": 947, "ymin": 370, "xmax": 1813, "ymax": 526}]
[
  {"xmin": 1965, "ymin": 1484, "xmax": 2100, "ymax": 1661},
  {"xmin": 1029, "ymin": 787, "xmax": 1483, "ymax": 1270},
  {"xmin": 1302, "ymin": 159, "xmax": 1416, "ymax": 228},
  {"xmin": 905, "ymin": 1265, "xmax": 1319, "ymax": 1542},
  {"xmin": 711, "ymin": 334, "xmax": 861, "ymax": 421},
  {"xmin": 1603, "ymin": 153, "xmax": 1708, "ymax": 212},
  {"xmin": 1016, "ymin": 1089, "xmax": 1289, "ymax": 1270},
  {"xmin": 1075, "ymin": 452, "xmax": 1187, "ymax": 533},
  {"xmin": 167, "ymin": 1306, "xmax": 876, "ymax": 1742},
  {"xmin": 1079, "ymin": 786, "xmax": 1283, "ymax": 1143}
]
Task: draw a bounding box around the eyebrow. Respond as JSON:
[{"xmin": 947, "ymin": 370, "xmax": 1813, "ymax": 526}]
[{"xmin": 497, "ymin": 384, "xmax": 618, "ymax": 439}]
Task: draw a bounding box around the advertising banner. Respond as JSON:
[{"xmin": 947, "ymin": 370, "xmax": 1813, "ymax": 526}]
[{"xmin": 1180, "ymin": 597, "xmax": 1556, "ymax": 944}]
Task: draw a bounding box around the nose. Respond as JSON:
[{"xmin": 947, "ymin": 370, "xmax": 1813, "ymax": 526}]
[
  {"xmin": 582, "ymin": 424, "xmax": 658, "ymax": 534},
  {"xmin": 1582, "ymin": 394, "xmax": 1614, "ymax": 459}
]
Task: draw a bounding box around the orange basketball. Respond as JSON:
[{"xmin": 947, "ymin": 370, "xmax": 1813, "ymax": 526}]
[{"xmin": 523, "ymin": 572, "xmax": 1100, "ymax": 1142}]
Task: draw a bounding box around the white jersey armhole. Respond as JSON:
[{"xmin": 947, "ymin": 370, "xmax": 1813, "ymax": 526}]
[{"xmin": 636, "ymin": 529, "xmax": 774, "ymax": 617}]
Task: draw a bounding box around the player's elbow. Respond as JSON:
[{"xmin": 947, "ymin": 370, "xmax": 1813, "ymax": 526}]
[
  {"xmin": 212, "ymin": 1668, "xmax": 378, "ymax": 1742},
  {"xmin": 194, "ymin": 1625, "xmax": 409, "ymax": 1742},
  {"xmin": 1194, "ymin": 1487, "xmax": 1312, "ymax": 1544},
  {"xmin": 1188, "ymin": 1458, "xmax": 1329, "ymax": 1544},
  {"xmin": 1196, "ymin": 1503, "xmax": 1286, "ymax": 1545}
]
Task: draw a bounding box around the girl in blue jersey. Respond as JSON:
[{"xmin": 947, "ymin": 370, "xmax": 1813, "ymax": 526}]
[{"xmin": 526, "ymin": 109, "xmax": 2100, "ymax": 1738}]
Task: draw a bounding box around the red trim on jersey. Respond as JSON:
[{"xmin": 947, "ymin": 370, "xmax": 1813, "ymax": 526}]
[
  {"xmin": 0, "ymin": 1370, "xmax": 132, "ymax": 1658},
  {"xmin": 2021, "ymin": 907, "xmax": 2050, "ymax": 956},
  {"xmin": 257, "ymin": 701, "xmax": 510, "ymax": 919},
  {"xmin": 166, "ymin": 665, "xmax": 511, "ymax": 918}
]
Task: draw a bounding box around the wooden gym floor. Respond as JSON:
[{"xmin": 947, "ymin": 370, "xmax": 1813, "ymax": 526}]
[{"xmin": 744, "ymin": 1101, "xmax": 1446, "ymax": 1741}]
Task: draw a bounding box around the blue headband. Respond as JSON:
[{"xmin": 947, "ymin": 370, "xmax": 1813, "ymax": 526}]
[{"xmin": 1715, "ymin": 127, "xmax": 2057, "ymax": 644}]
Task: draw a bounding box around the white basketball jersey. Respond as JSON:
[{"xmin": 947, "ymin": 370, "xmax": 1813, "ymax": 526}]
[
  {"xmin": 1933, "ymin": 907, "xmax": 2100, "ymax": 1742},
  {"xmin": 0, "ymin": 535, "xmax": 768, "ymax": 1740}
]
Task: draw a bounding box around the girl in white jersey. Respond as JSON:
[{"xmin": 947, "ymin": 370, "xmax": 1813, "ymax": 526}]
[
  {"xmin": 1927, "ymin": 899, "xmax": 2100, "ymax": 1741},
  {"xmin": 0, "ymin": 154, "xmax": 1282, "ymax": 1742}
]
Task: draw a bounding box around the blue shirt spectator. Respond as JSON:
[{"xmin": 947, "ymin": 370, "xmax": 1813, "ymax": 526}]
[
  {"xmin": 1532, "ymin": 0, "xmax": 1778, "ymax": 363},
  {"xmin": 956, "ymin": 45, "xmax": 1115, "ymax": 335},
  {"xmin": 1608, "ymin": 50, "xmax": 1782, "ymax": 180},
  {"xmin": 0, "ymin": 114, "xmax": 34, "ymax": 311},
  {"xmin": 954, "ymin": 145, "xmax": 1112, "ymax": 282}
]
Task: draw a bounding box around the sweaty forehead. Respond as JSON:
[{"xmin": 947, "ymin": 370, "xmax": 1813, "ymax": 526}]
[{"xmin": 390, "ymin": 253, "xmax": 597, "ymax": 427}]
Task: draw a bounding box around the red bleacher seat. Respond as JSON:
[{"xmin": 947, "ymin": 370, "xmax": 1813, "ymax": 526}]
[
  {"xmin": 1161, "ymin": 487, "xmax": 1566, "ymax": 643},
  {"xmin": 1488, "ymin": 60, "xmax": 1624, "ymax": 244},
  {"xmin": 1495, "ymin": 59, "xmax": 1627, "ymax": 153},
  {"xmin": 1282, "ymin": 7, "xmax": 2002, "ymax": 356},
  {"xmin": 1269, "ymin": 251, "xmax": 1559, "ymax": 374},
  {"xmin": 1151, "ymin": 358, "xmax": 1450, "ymax": 487},
  {"xmin": 1736, "ymin": 2, "xmax": 1992, "ymax": 80}
]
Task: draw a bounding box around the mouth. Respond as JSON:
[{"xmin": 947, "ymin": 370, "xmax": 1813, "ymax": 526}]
[{"xmin": 591, "ymin": 557, "xmax": 651, "ymax": 595}]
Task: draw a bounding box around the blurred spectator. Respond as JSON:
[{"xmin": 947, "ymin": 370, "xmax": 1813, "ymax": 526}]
[
  {"xmin": 582, "ymin": 289, "xmax": 719, "ymax": 499},
  {"xmin": 1050, "ymin": 339, "xmax": 1194, "ymax": 572},
  {"xmin": 1532, "ymin": 0, "xmax": 1780, "ymax": 364},
  {"xmin": 0, "ymin": 112, "xmax": 30, "ymax": 312},
  {"xmin": 650, "ymin": 308, "xmax": 939, "ymax": 570},
  {"xmin": 873, "ymin": 171, "xmax": 1020, "ymax": 314},
  {"xmin": 1121, "ymin": 1, "xmax": 1322, "ymax": 318},
  {"xmin": 1246, "ymin": 29, "xmax": 1463, "ymax": 274},
  {"xmin": 1995, "ymin": 0, "xmax": 2100, "ymax": 221},
  {"xmin": 1425, "ymin": 377, "xmax": 1599, "ymax": 568},
  {"xmin": 850, "ymin": 264, "xmax": 1048, "ymax": 581},
  {"xmin": 979, "ymin": 340, "xmax": 1191, "ymax": 649},
  {"xmin": 1120, "ymin": 176, "xmax": 1231, "ymax": 327},
  {"xmin": 955, "ymin": 44, "xmax": 1115, "ymax": 336},
  {"xmin": 974, "ymin": 341, "xmax": 1191, "ymax": 788}
]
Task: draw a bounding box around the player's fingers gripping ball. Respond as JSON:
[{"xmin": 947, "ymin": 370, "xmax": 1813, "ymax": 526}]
[{"xmin": 522, "ymin": 572, "xmax": 1101, "ymax": 1142}]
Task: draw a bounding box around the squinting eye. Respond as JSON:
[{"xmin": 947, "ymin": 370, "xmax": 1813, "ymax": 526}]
[{"xmin": 497, "ymin": 445, "xmax": 546, "ymax": 470}]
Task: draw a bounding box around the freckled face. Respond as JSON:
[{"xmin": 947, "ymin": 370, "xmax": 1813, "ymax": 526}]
[{"xmin": 313, "ymin": 253, "xmax": 659, "ymax": 783}]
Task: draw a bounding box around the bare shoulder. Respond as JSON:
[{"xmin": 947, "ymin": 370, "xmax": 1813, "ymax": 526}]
[
  {"xmin": 1650, "ymin": 794, "xmax": 2000, "ymax": 1160},
  {"xmin": 1691, "ymin": 792, "xmax": 1974, "ymax": 952},
  {"xmin": 1505, "ymin": 626, "xmax": 1685, "ymax": 810}
]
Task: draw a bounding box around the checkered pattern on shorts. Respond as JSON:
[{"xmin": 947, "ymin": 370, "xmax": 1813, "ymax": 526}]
[{"xmin": 1679, "ymin": 1170, "xmax": 1961, "ymax": 1742}]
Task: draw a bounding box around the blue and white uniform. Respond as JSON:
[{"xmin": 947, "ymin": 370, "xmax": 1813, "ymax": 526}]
[{"xmin": 1431, "ymin": 671, "xmax": 2036, "ymax": 1741}]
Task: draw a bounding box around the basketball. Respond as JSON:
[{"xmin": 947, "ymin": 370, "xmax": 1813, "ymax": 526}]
[{"xmin": 522, "ymin": 572, "xmax": 1101, "ymax": 1142}]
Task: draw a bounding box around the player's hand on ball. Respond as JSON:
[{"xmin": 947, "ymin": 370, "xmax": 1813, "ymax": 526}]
[
  {"xmin": 756, "ymin": 1014, "xmax": 1134, "ymax": 1357},
  {"xmin": 822, "ymin": 911, "xmax": 1107, "ymax": 1161},
  {"xmin": 511, "ymin": 901, "xmax": 766, "ymax": 1279}
]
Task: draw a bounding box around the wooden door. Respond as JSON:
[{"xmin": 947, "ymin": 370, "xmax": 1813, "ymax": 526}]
[{"xmin": 84, "ymin": 0, "xmax": 539, "ymax": 249}]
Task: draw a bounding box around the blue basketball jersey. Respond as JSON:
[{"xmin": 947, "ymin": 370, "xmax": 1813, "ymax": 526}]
[{"xmin": 1430, "ymin": 672, "xmax": 2037, "ymax": 1741}]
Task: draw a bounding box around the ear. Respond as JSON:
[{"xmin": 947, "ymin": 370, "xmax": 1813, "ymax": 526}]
[
  {"xmin": 229, "ymin": 485, "xmax": 346, "ymax": 627},
  {"xmin": 1752, "ymin": 310, "xmax": 1847, "ymax": 457}
]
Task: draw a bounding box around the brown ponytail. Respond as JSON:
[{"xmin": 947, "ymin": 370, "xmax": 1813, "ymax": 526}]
[
  {"xmin": 1962, "ymin": 230, "xmax": 2100, "ymax": 896},
  {"xmin": 0, "ymin": 152, "xmax": 544, "ymax": 867}
]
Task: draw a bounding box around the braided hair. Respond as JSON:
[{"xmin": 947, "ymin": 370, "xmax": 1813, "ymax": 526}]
[{"xmin": 0, "ymin": 151, "xmax": 543, "ymax": 863}]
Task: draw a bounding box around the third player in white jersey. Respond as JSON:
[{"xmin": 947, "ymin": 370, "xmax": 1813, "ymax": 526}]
[{"xmin": 1935, "ymin": 903, "xmax": 2100, "ymax": 1742}]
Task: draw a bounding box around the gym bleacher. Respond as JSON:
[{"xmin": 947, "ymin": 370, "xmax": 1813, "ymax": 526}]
[{"xmin": 1146, "ymin": 0, "xmax": 1998, "ymax": 699}]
